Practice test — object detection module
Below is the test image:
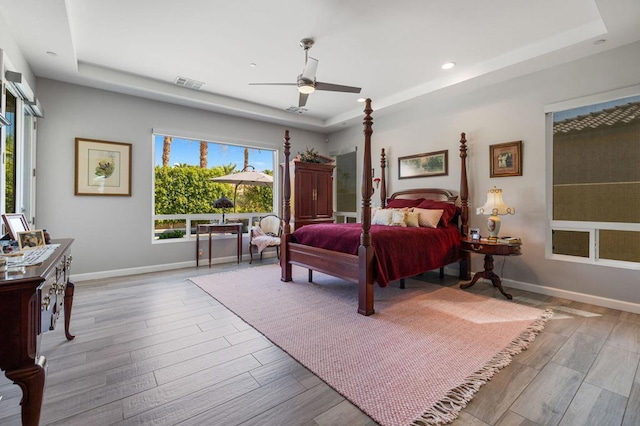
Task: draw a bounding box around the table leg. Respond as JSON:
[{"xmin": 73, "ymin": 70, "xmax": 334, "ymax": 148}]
[
  {"xmin": 5, "ymin": 356, "xmax": 46, "ymax": 426},
  {"xmin": 459, "ymin": 254, "xmax": 513, "ymax": 299},
  {"xmin": 208, "ymin": 229, "xmax": 212, "ymax": 268},
  {"xmin": 196, "ymin": 230, "xmax": 200, "ymax": 268},
  {"xmin": 64, "ymin": 280, "xmax": 75, "ymax": 340},
  {"xmin": 237, "ymin": 227, "xmax": 241, "ymax": 263}
]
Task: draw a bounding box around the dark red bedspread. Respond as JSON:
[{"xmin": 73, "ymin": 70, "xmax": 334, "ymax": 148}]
[{"xmin": 292, "ymin": 223, "xmax": 462, "ymax": 287}]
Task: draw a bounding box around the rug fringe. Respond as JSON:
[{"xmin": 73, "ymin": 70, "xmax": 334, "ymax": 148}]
[{"xmin": 411, "ymin": 308, "xmax": 554, "ymax": 426}]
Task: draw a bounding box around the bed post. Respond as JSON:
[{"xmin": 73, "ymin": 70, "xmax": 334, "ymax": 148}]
[
  {"xmin": 281, "ymin": 130, "xmax": 292, "ymax": 282},
  {"xmin": 380, "ymin": 148, "xmax": 387, "ymax": 208},
  {"xmin": 358, "ymin": 99, "xmax": 375, "ymax": 316},
  {"xmin": 458, "ymin": 132, "xmax": 471, "ymax": 280}
]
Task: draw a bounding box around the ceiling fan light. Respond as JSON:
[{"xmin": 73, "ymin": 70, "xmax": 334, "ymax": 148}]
[{"xmin": 298, "ymin": 85, "xmax": 315, "ymax": 94}]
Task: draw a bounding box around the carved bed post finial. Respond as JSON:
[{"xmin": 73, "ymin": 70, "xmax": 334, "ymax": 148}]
[
  {"xmin": 283, "ymin": 130, "xmax": 291, "ymax": 230},
  {"xmin": 358, "ymin": 98, "xmax": 375, "ymax": 315},
  {"xmin": 361, "ymin": 99, "xmax": 374, "ymax": 244},
  {"xmin": 459, "ymin": 132, "xmax": 469, "ymax": 237},
  {"xmin": 281, "ymin": 130, "xmax": 292, "ymax": 282},
  {"xmin": 380, "ymin": 148, "xmax": 386, "ymax": 208},
  {"xmin": 458, "ymin": 132, "xmax": 471, "ymax": 280}
]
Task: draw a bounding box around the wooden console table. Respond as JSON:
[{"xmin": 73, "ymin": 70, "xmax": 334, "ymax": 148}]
[
  {"xmin": 0, "ymin": 238, "xmax": 74, "ymax": 426},
  {"xmin": 459, "ymin": 238, "xmax": 521, "ymax": 300},
  {"xmin": 196, "ymin": 223, "xmax": 242, "ymax": 267}
]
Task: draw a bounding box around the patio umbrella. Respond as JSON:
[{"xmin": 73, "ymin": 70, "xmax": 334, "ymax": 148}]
[{"xmin": 210, "ymin": 169, "xmax": 273, "ymax": 212}]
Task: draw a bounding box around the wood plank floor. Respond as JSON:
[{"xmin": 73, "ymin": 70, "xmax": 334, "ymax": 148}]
[{"xmin": 1, "ymin": 259, "xmax": 639, "ymax": 425}]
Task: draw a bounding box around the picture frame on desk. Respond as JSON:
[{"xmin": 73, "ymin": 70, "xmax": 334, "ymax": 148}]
[
  {"xmin": 75, "ymin": 138, "xmax": 132, "ymax": 196},
  {"xmin": 17, "ymin": 229, "xmax": 46, "ymax": 250},
  {"xmin": 2, "ymin": 213, "xmax": 29, "ymax": 240}
]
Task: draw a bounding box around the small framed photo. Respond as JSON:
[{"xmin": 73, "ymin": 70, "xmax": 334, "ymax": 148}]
[
  {"xmin": 490, "ymin": 141, "xmax": 522, "ymax": 177},
  {"xmin": 17, "ymin": 230, "xmax": 46, "ymax": 250},
  {"xmin": 470, "ymin": 228, "xmax": 481, "ymax": 240},
  {"xmin": 398, "ymin": 150, "xmax": 448, "ymax": 179},
  {"xmin": 75, "ymin": 138, "xmax": 132, "ymax": 196},
  {"xmin": 2, "ymin": 213, "xmax": 30, "ymax": 240}
]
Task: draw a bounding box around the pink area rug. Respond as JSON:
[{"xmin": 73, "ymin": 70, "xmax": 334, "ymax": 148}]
[{"xmin": 190, "ymin": 265, "xmax": 551, "ymax": 426}]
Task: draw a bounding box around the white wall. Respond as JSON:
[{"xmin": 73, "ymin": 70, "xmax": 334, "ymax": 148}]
[
  {"xmin": 328, "ymin": 41, "xmax": 640, "ymax": 310},
  {"xmin": 35, "ymin": 79, "xmax": 326, "ymax": 277}
]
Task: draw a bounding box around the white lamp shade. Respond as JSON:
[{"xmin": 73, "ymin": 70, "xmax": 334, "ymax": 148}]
[{"xmin": 476, "ymin": 187, "xmax": 515, "ymax": 216}]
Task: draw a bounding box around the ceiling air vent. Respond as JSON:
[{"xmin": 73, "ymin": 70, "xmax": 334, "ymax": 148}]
[
  {"xmin": 285, "ymin": 106, "xmax": 308, "ymax": 114},
  {"xmin": 174, "ymin": 76, "xmax": 204, "ymax": 90}
]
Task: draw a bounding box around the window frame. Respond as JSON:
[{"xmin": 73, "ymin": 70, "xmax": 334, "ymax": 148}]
[
  {"xmin": 544, "ymin": 85, "xmax": 640, "ymax": 270},
  {"xmin": 151, "ymin": 129, "xmax": 279, "ymax": 243}
]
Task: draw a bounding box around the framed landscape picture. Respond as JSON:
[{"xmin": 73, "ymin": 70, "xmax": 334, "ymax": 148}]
[
  {"xmin": 75, "ymin": 138, "xmax": 132, "ymax": 196},
  {"xmin": 490, "ymin": 141, "xmax": 522, "ymax": 177},
  {"xmin": 398, "ymin": 150, "xmax": 448, "ymax": 179}
]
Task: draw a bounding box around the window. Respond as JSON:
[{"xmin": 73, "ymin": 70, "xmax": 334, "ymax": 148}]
[
  {"xmin": 332, "ymin": 147, "xmax": 357, "ymax": 223},
  {"xmin": 152, "ymin": 133, "xmax": 277, "ymax": 241},
  {"xmin": 546, "ymin": 90, "xmax": 640, "ymax": 269},
  {"xmin": 4, "ymin": 90, "xmax": 17, "ymax": 213}
]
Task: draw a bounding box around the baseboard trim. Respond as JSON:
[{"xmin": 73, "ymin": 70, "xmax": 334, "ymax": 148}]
[
  {"xmin": 71, "ymin": 252, "xmax": 277, "ymax": 282},
  {"xmin": 503, "ymin": 277, "xmax": 640, "ymax": 315}
]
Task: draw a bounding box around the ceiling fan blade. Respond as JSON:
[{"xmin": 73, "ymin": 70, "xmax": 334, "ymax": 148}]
[
  {"xmin": 299, "ymin": 93, "xmax": 309, "ymax": 107},
  {"xmin": 249, "ymin": 83, "xmax": 297, "ymax": 86},
  {"xmin": 301, "ymin": 57, "xmax": 318, "ymax": 81},
  {"xmin": 315, "ymin": 81, "xmax": 361, "ymax": 93}
]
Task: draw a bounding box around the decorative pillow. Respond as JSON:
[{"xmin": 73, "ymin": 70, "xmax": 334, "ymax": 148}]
[
  {"xmin": 385, "ymin": 198, "xmax": 424, "ymax": 209},
  {"xmin": 412, "ymin": 208, "xmax": 444, "ymax": 228},
  {"xmin": 390, "ymin": 210, "xmax": 408, "ymax": 227},
  {"xmin": 405, "ymin": 211, "xmax": 420, "ymax": 228},
  {"xmin": 415, "ymin": 200, "xmax": 459, "ymax": 225},
  {"xmin": 372, "ymin": 209, "xmax": 394, "ymax": 225}
]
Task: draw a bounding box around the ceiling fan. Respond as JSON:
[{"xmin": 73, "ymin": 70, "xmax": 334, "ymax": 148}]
[{"xmin": 250, "ymin": 38, "xmax": 362, "ymax": 107}]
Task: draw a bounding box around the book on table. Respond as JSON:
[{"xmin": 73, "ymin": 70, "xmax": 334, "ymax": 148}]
[{"xmin": 496, "ymin": 236, "xmax": 522, "ymax": 244}]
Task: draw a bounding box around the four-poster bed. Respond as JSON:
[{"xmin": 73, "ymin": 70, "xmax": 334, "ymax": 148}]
[{"xmin": 280, "ymin": 98, "xmax": 470, "ymax": 315}]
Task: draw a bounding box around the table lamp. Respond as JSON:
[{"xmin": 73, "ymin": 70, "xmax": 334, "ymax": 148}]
[
  {"xmin": 213, "ymin": 196, "xmax": 234, "ymax": 224},
  {"xmin": 476, "ymin": 186, "xmax": 515, "ymax": 240}
]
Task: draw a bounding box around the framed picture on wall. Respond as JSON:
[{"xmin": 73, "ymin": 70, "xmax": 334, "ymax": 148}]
[
  {"xmin": 75, "ymin": 138, "xmax": 132, "ymax": 196},
  {"xmin": 398, "ymin": 150, "xmax": 448, "ymax": 179},
  {"xmin": 490, "ymin": 141, "xmax": 522, "ymax": 177}
]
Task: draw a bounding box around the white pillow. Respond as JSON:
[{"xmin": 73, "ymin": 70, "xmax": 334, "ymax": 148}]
[
  {"xmin": 412, "ymin": 208, "xmax": 444, "ymax": 228},
  {"xmin": 372, "ymin": 209, "xmax": 394, "ymax": 225},
  {"xmin": 390, "ymin": 210, "xmax": 408, "ymax": 227},
  {"xmin": 405, "ymin": 211, "xmax": 420, "ymax": 227}
]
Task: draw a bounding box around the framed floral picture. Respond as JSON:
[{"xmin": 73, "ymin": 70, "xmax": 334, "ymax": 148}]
[
  {"xmin": 75, "ymin": 138, "xmax": 132, "ymax": 196},
  {"xmin": 490, "ymin": 141, "xmax": 522, "ymax": 177},
  {"xmin": 398, "ymin": 150, "xmax": 448, "ymax": 179}
]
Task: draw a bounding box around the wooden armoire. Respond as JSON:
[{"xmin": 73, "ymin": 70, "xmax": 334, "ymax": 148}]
[{"xmin": 292, "ymin": 161, "xmax": 335, "ymax": 230}]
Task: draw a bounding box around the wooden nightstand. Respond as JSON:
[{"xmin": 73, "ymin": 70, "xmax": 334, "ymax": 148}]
[{"xmin": 459, "ymin": 238, "xmax": 522, "ymax": 299}]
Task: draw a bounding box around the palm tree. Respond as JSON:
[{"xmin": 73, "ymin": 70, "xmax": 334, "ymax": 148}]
[
  {"xmin": 243, "ymin": 148, "xmax": 249, "ymax": 171},
  {"xmin": 162, "ymin": 136, "xmax": 172, "ymax": 167},
  {"xmin": 200, "ymin": 141, "xmax": 208, "ymax": 168}
]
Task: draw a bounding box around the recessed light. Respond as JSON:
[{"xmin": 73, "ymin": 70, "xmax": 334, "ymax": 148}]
[
  {"xmin": 357, "ymin": 98, "xmax": 366, "ymax": 103},
  {"xmin": 249, "ymin": 63, "xmax": 257, "ymax": 68},
  {"xmin": 46, "ymin": 51, "xmax": 58, "ymax": 56},
  {"xmin": 441, "ymin": 62, "xmax": 455, "ymax": 70},
  {"xmin": 593, "ymin": 39, "xmax": 606, "ymax": 45}
]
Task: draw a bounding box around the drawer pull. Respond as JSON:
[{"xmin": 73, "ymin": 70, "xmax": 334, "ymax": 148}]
[
  {"xmin": 471, "ymin": 244, "xmax": 483, "ymax": 251},
  {"xmin": 42, "ymin": 295, "xmax": 51, "ymax": 310}
]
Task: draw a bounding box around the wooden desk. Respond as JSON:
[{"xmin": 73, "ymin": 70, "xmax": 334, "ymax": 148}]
[
  {"xmin": 196, "ymin": 223, "xmax": 242, "ymax": 267},
  {"xmin": 459, "ymin": 238, "xmax": 521, "ymax": 300},
  {"xmin": 0, "ymin": 239, "xmax": 74, "ymax": 426}
]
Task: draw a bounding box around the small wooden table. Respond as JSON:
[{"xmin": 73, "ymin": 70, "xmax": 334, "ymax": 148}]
[
  {"xmin": 459, "ymin": 238, "xmax": 522, "ymax": 299},
  {"xmin": 196, "ymin": 223, "xmax": 243, "ymax": 267}
]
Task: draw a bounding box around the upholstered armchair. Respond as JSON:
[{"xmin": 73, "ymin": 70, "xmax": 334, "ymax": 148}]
[{"xmin": 249, "ymin": 214, "xmax": 282, "ymax": 264}]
